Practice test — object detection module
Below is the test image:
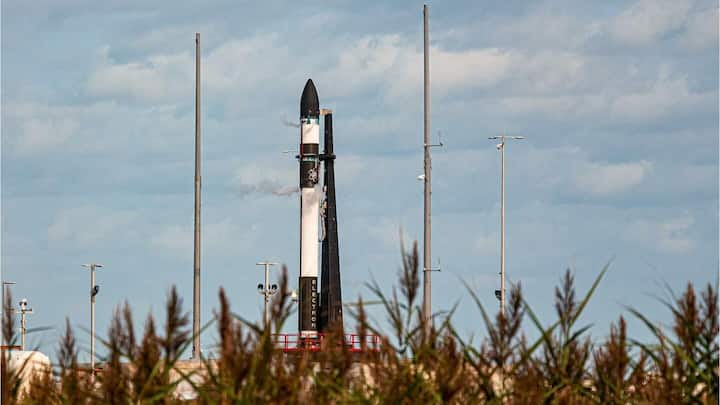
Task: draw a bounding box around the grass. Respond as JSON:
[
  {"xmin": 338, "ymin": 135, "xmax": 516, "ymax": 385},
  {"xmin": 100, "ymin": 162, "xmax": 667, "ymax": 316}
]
[{"xmin": 1, "ymin": 241, "xmax": 717, "ymax": 404}]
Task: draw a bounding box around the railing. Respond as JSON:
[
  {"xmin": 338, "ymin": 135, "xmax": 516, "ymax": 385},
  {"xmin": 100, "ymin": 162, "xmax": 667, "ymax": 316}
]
[{"xmin": 272, "ymin": 333, "xmax": 381, "ymax": 353}]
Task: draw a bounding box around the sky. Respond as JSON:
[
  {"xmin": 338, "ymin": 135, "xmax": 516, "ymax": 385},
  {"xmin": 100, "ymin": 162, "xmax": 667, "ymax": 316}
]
[{"xmin": 1, "ymin": 0, "xmax": 718, "ymax": 361}]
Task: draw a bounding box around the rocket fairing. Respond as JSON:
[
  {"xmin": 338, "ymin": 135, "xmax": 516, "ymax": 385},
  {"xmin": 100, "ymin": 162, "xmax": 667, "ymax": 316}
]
[{"xmin": 299, "ymin": 79, "xmax": 321, "ymax": 337}]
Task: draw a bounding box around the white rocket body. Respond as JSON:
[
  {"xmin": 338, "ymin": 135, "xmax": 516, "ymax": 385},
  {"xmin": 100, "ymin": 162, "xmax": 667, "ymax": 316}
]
[
  {"xmin": 298, "ymin": 80, "xmax": 321, "ymax": 337},
  {"xmin": 300, "ymin": 120, "xmax": 320, "ymax": 281}
]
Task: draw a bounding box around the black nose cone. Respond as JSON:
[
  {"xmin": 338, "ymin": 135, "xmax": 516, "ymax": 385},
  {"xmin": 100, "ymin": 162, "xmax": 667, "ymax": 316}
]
[{"xmin": 300, "ymin": 79, "xmax": 319, "ymax": 118}]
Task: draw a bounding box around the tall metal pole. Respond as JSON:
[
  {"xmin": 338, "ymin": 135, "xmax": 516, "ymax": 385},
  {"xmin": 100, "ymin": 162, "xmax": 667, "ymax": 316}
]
[
  {"xmin": 422, "ymin": 4, "xmax": 432, "ymax": 336},
  {"xmin": 256, "ymin": 261, "xmax": 278, "ymax": 327},
  {"xmin": 1, "ymin": 283, "xmax": 4, "ymax": 345},
  {"xmin": 500, "ymin": 139, "xmax": 505, "ymax": 316},
  {"xmin": 20, "ymin": 310, "xmax": 26, "ymax": 350},
  {"xmin": 192, "ymin": 32, "xmax": 202, "ymax": 360},
  {"xmin": 488, "ymin": 135, "xmax": 523, "ymax": 316},
  {"xmin": 90, "ymin": 268, "xmax": 95, "ymax": 367},
  {"xmin": 20, "ymin": 312, "xmax": 25, "ymax": 350},
  {"xmin": 82, "ymin": 263, "xmax": 102, "ymax": 375},
  {"xmin": 264, "ymin": 263, "xmax": 270, "ymax": 326},
  {"xmin": 13, "ymin": 298, "xmax": 32, "ymax": 351}
]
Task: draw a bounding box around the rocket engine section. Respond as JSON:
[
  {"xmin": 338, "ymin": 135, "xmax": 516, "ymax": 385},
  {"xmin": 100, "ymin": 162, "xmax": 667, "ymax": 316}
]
[{"xmin": 299, "ymin": 79, "xmax": 321, "ymax": 337}]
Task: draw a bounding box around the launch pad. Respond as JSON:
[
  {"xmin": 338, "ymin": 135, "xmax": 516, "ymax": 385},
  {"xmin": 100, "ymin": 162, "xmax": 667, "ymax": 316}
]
[{"xmin": 273, "ymin": 333, "xmax": 381, "ymax": 353}]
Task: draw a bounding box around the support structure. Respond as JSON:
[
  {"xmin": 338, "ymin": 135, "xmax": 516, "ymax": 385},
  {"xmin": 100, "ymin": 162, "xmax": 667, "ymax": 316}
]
[
  {"xmin": 488, "ymin": 135, "xmax": 524, "ymax": 315},
  {"xmin": 319, "ymin": 111, "xmax": 343, "ymax": 333},
  {"xmin": 500, "ymin": 139, "xmax": 505, "ymax": 315},
  {"xmin": 17, "ymin": 299, "xmax": 32, "ymax": 351},
  {"xmin": 422, "ymin": 4, "xmax": 432, "ymax": 336},
  {"xmin": 256, "ymin": 261, "xmax": 279, "ymax": 326},
  {"xmin": 192, "ymin": 32, "xmax": 202, "ymax": 359},
  {"xmin": 81, "ymin": 263, "xmax": 102, "ymax": 374}
]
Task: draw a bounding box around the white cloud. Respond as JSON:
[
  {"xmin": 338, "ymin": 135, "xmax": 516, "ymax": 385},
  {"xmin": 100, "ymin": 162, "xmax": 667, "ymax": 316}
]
[
  {"xmin": 497, "ymin": 73, "xmax": 713, "ymax": 127},
  {"xmin": 679, "ymin": 8, "xmax": 718, "ymax": 49},
  {"xmin": 609, "ymin": 0, "xmax": 693, "ymax": 45},
  {"xmin": 574, "ymin": 160, "xmax": 653, "ymax": 196},
  {"xmin": 493, "ymin": 12, "xmax": 601, "ymax": 49},
  {"xmin": 3, "ymin": 100, "xmax": 194, "ymax": 158},
  {"xmin": 322, "ymin": 34, "xmax": 513, "ymax": 99},
  {"xmin": 5, "ymin": 103, "xmax": 81, "ymax": 155},
  {"xmin": 514, "ymin": 51, "xmax": 586, "ymax": 94},
  {"xmin": 87, "ymin": 46, "xmax": 193, "ymax": 102},
  {"xmin": 363, "ymin": 219, "xmax": 412, "ymax": 251},
  {"xmin": 150, "ymin": 224, "xmax": 191, "ymax": 255},
  {"xmin": 608, "ymin": 76, "xmax": 710, "ymax": 122},
  {"xmin": 657, "ymin": 216, "xmax": 696, "ymax": 252},
  {"xmin": 203, "ymin": 35, "xmax": 292, "ymax": 94},
  {"xmin": 334, "ymin": 36, "xmax": 590, "ymax": 101},
  {"xmin": 474, "ymin": 232, "xmax": 498, "ymax": 255},
  {"xmin": 47, "ymin": 206, "xmax": 139, "ymax": 247},
  {"xmin": 624, "ymin": 213, "xmax": 696, "ymax": 253},
  {"xmin": 432, "ymin": 47, "xmax": 513, "ymax": 94},
  {"xmin": 131, "ymin": 25, "xmax": 222, "ymax": 53},
  {"xmin": 16, "ymin": 116, "xmax": 78, "ymax": 155},
  {"xmin": 150, "ymin": 218, "xmax": 257, "ymax": 258},
  {"xmin": 322, "ymin": 35, "xmax": 413, "ymax": 97},
  {"xmin": 86, "ymin": 35, "xmax": 294, "ymax": 106},
  {"xmin": 84, "ymin": 22, "xmax": 713, "ymax": 128}
]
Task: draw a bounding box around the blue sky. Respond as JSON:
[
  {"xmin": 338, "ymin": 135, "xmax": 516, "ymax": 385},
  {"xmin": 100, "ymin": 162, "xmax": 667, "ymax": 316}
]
[{"xmin": 2, "ymin": 0, "xmax": 718, "ymax": 360}]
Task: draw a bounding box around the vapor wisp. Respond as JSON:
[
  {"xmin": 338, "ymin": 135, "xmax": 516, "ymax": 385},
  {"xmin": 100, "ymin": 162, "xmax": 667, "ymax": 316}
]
[
  {"xmin": 273, "ymin": 185, "xmax": 300, "ymax": 196},
  {"xmin": 233, "ymin": 166, "xmax": 299, "ymax": 198}
]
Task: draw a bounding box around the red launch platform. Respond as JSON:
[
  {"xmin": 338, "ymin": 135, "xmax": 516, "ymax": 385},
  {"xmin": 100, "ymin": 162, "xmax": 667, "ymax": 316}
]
[{"xmin": 272, "ymin": 333, "xmax": 381, "ymax": 353}]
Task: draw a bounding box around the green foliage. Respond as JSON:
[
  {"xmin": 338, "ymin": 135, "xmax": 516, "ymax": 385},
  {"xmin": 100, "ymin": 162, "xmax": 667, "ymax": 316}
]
[{"xmin": 1, "ymin": 244, "xmax": 718, "ymax": 404}]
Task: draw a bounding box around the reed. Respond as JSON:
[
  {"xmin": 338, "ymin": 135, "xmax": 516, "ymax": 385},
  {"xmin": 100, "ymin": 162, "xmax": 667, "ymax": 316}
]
[{"xmin": 3, "ymin": 242, "xmax": 717, "ymax": 404}]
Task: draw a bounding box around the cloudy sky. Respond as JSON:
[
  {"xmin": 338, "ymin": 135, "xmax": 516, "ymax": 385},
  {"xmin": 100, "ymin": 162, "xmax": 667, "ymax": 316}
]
[{"xmin": 2, "ymin": 0, "xmax": 717, "ymax": 359}]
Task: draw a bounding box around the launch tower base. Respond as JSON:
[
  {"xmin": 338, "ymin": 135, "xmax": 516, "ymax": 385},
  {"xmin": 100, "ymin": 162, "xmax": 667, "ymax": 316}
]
[{"xmin": 272, "ymin": 333, "xmax": 380, "ymax": 353}]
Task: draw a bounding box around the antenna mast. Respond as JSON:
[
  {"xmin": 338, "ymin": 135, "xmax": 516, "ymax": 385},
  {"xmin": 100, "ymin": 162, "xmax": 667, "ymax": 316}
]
[
  {"xmin": 192, "ymin": 32, "xmax": 202, "ymax": 359},
  {"xmin": 422, "ymin": 4, "xmax": 432, "ymax": 337}
]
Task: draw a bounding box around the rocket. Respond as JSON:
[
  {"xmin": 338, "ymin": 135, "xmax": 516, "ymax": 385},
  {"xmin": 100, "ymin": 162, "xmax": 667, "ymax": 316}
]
[
  {"xmin": 298, "ymin": 78, "xmax": 344, "ymax": 338},
  {"xmin": 299, "ymin": 79, "xmax": 321, "ymax": 337}
]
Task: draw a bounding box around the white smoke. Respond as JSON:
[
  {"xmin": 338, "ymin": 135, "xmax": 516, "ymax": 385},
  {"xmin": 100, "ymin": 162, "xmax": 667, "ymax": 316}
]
[
  {"xmin": 272, "ymin": 185, "xmax": 300, "ymax": 196},
  {"xmin": 233, "ymin": 165, "xmax": 298, "ymax": 198}
]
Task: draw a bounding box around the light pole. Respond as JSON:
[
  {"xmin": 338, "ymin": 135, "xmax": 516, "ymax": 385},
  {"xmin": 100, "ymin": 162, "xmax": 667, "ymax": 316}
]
[
  {"xmin": 2, "ymin": 281, "xmax": 16, "ymax": 345},
  {"xmin": 82, "ymin": 263, "xmax": 103, "ymax": 375},
  {"xmin": 256, "ymin": 262, "xmax": 278, "ymax": 326},
  {"xmin": 16, "ymin": 298, "xmax": 32, "ymax": 351},
  {"xmin": 488, "ymin": 135, "xmax": 524, "ymax": 315}
]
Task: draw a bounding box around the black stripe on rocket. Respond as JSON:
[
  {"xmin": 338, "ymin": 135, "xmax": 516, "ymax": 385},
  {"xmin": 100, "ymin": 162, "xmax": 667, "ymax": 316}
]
[
  {"xmin": 300, "ymin": 144, "xmax": 319, "ymax": 188},
  {"xmin": 299, "ymin": 277, "xmax": 318, "ymax": 332}
]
